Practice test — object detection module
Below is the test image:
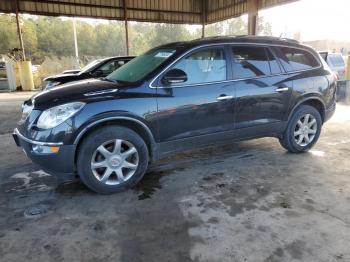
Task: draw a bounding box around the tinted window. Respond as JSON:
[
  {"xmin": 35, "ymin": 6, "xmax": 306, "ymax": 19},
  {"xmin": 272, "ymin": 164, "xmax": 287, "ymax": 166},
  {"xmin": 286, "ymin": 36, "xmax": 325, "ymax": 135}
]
[
  {"xmin": 98, "ymin": 60, "xmax": 124, "ymax": 75},
  {"xmin": 231, "ymin": 46, "xmax": 272, "ymax": 79},
  {"xmin": 267, "ymin": 49, "xmax": 282, "ymax": 74},
  {"xmin": 171, "ymin": 48, "xmax": 226, "ymax": 85},
  {"xmin": 279, "ymin": 47, "xmax": 319, "ymax": 71}
]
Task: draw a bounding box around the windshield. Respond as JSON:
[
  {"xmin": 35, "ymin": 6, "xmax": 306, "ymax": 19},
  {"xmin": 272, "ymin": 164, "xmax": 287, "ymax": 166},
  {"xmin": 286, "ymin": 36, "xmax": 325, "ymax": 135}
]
[
  {"xmin": 80, "ymin": 59, "xmax": 103, "ymax": 73},
  {"xmin": 107, "ymin": 48, "xmax": 177, "ymax": 83}
]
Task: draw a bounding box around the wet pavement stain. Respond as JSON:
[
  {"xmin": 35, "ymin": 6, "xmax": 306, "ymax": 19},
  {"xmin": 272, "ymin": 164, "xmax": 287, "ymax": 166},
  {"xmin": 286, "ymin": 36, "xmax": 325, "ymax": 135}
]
[
  {"xmin": 55, "ymin": 179, "xmax": 92, "ymax": 196},
  {"xmin": 134, "ymin": 166, "xmax": 186, "ymax": 200},
  {"xmin": 202, "ymin": 172, "xmax": 224, "ymax": 181},
  {"xmin": 1, "ymin": 170, "xmax": 54, "ymax": 193},
  {"xmin": 237, "ymin": 153, "xmax": 255, "ymax": 159},
  {"xmin": 280, "ymin": 200, "xmax": 292, "ymax": 209},
  {"xmin": 134, "ymin": 171, "xmax": 165, "ymax": 200},
  {"xmin": 23, "ymin": 204, "xmax": 49, "ymax": 219}
]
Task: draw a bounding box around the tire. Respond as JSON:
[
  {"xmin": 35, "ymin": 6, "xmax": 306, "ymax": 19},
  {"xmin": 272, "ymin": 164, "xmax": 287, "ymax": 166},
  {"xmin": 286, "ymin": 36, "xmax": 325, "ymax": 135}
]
[
  {"xmin": 279, "ymin": 105, "xmax": 322, "ymax": 153},
  {"xmin": 77, "ymin": 126, "xmax": 149, "ymax": 194}
]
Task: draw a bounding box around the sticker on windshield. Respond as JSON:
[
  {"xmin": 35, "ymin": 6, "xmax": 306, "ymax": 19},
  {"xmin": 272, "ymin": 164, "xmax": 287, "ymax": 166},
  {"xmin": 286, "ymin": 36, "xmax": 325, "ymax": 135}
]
[{"xmin": 155, "ymin": 51, "xmax": 175, "ymax": 58}]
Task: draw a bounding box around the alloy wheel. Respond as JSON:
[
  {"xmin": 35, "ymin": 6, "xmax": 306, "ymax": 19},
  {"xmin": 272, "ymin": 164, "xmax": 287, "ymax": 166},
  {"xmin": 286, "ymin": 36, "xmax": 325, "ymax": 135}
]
[
  {"xmin": 293, "ymin": 113, "xmax": 318, "ymax": 147},
  {"xmin": 91, "ymin": 139, "xmax": 139, "ymax": 185}
]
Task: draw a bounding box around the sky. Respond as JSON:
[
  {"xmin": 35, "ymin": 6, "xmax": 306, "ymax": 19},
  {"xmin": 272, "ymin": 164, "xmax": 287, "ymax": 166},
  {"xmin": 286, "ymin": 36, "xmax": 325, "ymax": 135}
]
[{"xmin": 259, "ymin": 0, "xmax": 350, "ymax": 41}]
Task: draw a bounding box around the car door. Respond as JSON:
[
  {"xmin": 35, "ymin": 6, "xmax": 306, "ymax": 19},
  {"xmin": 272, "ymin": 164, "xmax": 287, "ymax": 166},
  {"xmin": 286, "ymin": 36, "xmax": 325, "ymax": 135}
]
[
  {"xmin": 230, "ymin": 45, "xmax": 293, "ymax": 138},
  {"xmin": 154, "ymin": 46, "xmax": 236, "ymax": 150}
]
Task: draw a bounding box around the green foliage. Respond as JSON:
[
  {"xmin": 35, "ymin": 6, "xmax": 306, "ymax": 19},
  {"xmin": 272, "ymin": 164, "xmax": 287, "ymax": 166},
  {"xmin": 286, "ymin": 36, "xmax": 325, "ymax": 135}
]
[
  {"xmin": 0, "ymin": 15, "xmax": 19, "ymax": 54},
  {"xmin": 204, "ymin": 17, "xmax": 248, "ymax": 37},
  {"xmin": 0, "ymin": 14, "xmax": 272, "ymax": 64},
  {"xmin": 258, "ymin": 17, "xmax": 273, "ymax": 36}
]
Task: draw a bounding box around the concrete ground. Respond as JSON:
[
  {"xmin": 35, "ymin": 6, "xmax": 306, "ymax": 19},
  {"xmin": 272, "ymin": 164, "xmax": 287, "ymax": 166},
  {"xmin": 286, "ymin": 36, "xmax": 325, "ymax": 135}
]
[{"xmin": 0, "ymin": 92, "xmax": 350, "ymax": 262}]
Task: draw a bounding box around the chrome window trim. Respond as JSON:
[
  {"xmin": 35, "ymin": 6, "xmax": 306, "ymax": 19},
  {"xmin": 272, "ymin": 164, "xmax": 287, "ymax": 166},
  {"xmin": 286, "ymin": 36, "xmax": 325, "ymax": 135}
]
[
  {"xmin": 14, "ymin": 128, "xmax": 64, "ymax": 146},
  {"xmin": 149, "ymin": 42, "xmax": 322, "ymax": 89}
]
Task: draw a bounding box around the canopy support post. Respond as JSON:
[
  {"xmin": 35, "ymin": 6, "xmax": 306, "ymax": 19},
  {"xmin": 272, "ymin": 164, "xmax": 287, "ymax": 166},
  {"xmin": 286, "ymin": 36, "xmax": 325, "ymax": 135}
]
[
  {"xmin": 201, "ymin": 0, "xmax": 206, "ymax": 38},
  {"xmin": 14, "ymin": 0, "xmax": 26, "ymax": 60},
  {"xmin": 72, "ymin": 18, "xmax": 80, "ymax": 68},
  {"xmin": 123, "ymin": 0, "xmax": 129, "ymax": 55},
  {"xmin": 247, "ymin": 0, "xmax": 259, "ymax": 35}
]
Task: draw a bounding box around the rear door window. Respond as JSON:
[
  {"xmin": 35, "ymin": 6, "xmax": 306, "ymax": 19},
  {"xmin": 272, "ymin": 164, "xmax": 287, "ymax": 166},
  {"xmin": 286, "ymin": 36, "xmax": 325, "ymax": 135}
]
[
  {"xmin": 279, "ymin": 47, "xmax": 319, "ymax": 71},
  {"xmin": 231, "ymin": 46, "xmax": 279, "ymax": 79}
]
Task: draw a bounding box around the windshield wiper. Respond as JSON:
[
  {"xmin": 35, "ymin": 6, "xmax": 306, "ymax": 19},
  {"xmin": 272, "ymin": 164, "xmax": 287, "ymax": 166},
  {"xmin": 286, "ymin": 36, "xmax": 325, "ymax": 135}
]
[
  {"xmin": 114, "ymin": 79, "xmax": 132, "ymax": 84},
  {"xmin": 101, "ymin": 77, "xmax": 132, "ymax": 85}
]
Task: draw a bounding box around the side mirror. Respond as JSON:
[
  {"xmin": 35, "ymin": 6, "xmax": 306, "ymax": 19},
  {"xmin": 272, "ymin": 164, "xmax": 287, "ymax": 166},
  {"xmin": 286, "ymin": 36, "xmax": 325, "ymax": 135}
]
[{"xmin": 162, "ymin": 69, "xmax": 187, "ymax": 85}]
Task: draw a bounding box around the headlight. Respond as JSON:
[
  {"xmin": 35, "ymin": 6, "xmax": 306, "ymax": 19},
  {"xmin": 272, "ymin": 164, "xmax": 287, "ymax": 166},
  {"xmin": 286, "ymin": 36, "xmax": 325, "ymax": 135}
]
[
  {"xmin": 45, "ymin": 81, "xmax": 61, "ymax": 89},
  {"xmin": 37, "ymin": 102, "xmax": 85, "ymax": 129}
]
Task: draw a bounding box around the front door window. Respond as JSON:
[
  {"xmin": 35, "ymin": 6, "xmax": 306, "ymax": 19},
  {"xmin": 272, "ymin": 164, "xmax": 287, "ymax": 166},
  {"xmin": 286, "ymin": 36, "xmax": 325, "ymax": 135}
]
[{"xmin": 170, "ymin": 48, "xmax": 227, "ymax": 86}]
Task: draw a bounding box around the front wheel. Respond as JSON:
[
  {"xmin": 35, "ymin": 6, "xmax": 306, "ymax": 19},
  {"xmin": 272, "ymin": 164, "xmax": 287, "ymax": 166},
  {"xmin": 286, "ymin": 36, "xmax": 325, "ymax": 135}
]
[
  {"xmin": 279, "ymin": 105, "xmax": 322, "ymax": 153},
  {"xmin": 77, "ymin": 126, "xmax": 149, "ymax": 194}
]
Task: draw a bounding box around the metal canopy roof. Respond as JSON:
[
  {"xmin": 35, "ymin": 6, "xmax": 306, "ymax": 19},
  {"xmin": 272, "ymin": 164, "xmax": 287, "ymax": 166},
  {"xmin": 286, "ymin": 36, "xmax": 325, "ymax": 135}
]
[{"xmin": 0, "ymin": 0, "xmax": 298, "ymax": 25}]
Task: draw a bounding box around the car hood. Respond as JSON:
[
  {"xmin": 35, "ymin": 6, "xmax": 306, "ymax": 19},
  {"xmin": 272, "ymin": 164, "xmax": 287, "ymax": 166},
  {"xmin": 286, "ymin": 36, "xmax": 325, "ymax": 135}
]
[{"xmin": 30, "ymin": 78, "xmax": 128, "ymax": 109}]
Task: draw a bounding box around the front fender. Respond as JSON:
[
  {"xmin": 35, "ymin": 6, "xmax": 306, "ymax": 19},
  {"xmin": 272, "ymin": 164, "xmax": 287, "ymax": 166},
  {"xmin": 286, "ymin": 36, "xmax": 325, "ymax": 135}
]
[{"xmin": 71, "ymin": 111, "xmax": 156, "ymax": 146}]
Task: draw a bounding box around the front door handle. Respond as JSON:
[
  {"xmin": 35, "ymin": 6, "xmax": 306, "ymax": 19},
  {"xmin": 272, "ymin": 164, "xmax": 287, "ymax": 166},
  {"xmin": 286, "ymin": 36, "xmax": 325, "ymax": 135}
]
[
  {"xmin": 275, "ymin": 87, "xmax": 289, "ymax": 92},
  {"xmin": 217, "ymin": 95, "xmax": 233, "ymax": 101}
]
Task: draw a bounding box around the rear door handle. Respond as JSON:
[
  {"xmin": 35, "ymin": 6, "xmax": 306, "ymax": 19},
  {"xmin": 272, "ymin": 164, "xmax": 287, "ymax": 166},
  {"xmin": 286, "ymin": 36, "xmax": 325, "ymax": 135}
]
[
  {"xmin": 275, "ymin": 87, "xmax": 289, "ymax": 92},
  {"xmin": 217, "ymin": 95, "xmax": 233, "ymax": 101}
]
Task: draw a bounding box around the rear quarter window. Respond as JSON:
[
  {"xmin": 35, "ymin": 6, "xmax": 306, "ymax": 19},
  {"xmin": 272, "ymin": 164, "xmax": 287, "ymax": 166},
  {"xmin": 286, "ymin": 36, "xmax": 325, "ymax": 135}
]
[{"xmin": 279, "ymin": 47, "xmax": 320, "ymax": 71}]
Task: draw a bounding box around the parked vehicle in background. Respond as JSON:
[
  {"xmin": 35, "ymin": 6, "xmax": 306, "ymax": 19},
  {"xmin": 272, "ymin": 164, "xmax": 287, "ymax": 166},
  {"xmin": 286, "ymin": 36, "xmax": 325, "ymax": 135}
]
[
  {"xmin": 13, "ymin": 36, "xmax": 336, "ymax": 194},
  {"xmin": 319, "ymin": 51, "xmax": 346, "ymax": 81},
  {"xmin": 0, "ymin": 61, "xmax": 6, "ymax": 78},
  {"xmin": 43, "ymin": 56, "xmax": 135, "ymax": 90},
  {"xmin": 62, "ymin": 69, "xmax": 81, "ymax": 74}
]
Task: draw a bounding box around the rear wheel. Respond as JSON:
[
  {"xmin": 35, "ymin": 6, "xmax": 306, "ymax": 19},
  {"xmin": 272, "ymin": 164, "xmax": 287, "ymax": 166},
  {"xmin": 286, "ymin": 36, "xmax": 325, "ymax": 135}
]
[
  {"xmin": 77, "ymin": 126, "xmax": 149, "ymax": 194},
  {"xmin": 279, "ymin": 105, "xmax": 322, "ymax": 153}
]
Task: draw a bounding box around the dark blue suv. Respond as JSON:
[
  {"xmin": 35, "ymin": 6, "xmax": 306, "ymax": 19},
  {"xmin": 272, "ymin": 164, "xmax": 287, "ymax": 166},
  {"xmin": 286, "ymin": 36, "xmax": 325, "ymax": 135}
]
[{"xmin": 13, "ymin": 36, "xmax": 336, "ymax": 194}]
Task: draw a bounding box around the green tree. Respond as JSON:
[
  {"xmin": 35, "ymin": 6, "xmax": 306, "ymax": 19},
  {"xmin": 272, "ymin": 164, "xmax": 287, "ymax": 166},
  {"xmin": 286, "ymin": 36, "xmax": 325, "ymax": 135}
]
[
  {"xmin": 226, "ymin": 17, "xmax": 248, "ymax": 36},
  {"xmin": 205, "ymin": 22, "xmax": 225, "ymax": 37},
  {"xmin": 94, "ymin": 22, "xmax": 126, "ymax": 56},
  {"xmin": 22, "ymin": 18, "xmax": 38, "ymax": 58},
  {"xmin": 257, "ymin": 17, "xmax": 273, "ymax": 36},
  {"xmin": 149, "ymin": 23, "xmax": 192, "ymax": 48},
  {"xmin": 0, "ymin": 14, "xmax": 19, "ymax": 54},
  {"xmin": 36, "ymin": 17, "xmax": 74, "ymax": 58}
]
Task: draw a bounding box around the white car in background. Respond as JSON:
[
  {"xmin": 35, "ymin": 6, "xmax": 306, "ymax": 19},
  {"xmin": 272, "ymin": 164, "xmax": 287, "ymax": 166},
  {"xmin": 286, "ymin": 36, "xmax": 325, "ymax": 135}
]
[{"xmin": 319, "ymin": 51, "xmax": 346, "ymax": 81}]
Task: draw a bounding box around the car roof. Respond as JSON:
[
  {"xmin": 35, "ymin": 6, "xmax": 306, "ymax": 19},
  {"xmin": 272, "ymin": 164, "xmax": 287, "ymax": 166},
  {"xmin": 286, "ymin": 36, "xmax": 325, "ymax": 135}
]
[{"xmin": 159, "ymin": 35, "xmax": 312, "ymax": 51}]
